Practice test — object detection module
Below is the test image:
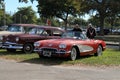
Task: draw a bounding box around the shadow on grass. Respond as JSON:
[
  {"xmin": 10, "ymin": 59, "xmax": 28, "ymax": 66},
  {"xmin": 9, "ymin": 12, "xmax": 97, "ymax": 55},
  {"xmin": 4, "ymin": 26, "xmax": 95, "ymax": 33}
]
[
  {"xmin": 20, "ymin": 55, "xmax": 94, "ymax": 66},
  {"xmin": 0, "ymin": 49, "xmax": 99, "ymax": 66},
  {"xmin": 20, "ymin": 57, "xmax": 71, "ymax": 66},
  {"xmin": 1, "ymin": 48, "xmax": 118, "ymax": 66},
  {"xmin": 0, "ymin": 49, "xmax": 70, "ymax": 66}
]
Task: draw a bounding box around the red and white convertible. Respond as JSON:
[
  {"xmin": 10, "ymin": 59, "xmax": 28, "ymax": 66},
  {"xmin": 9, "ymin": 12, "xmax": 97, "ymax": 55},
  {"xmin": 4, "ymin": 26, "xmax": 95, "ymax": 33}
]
[{"xmin": 34, "ymin": 31, "xmax": 106, "ymax": 60}]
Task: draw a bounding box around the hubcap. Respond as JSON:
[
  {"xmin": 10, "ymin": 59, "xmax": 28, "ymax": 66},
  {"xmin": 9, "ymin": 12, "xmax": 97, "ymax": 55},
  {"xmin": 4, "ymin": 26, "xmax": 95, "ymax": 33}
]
[
  {"xmin": 71, "ymin": 48, "xmax": 77, "ymax": 61},
  {"xmin": 26, "ymin": 46, "xmax": 31, "ymax": 51},
  {"xmin": 97, "ymin": 46, "xmax": 102, "ymax": 56}
]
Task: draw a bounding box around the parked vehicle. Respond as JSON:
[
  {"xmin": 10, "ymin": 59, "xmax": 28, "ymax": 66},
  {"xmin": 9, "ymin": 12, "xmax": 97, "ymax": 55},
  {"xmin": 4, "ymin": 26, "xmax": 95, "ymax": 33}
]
[
  {"xmin": 0, "ymin": 25, "xmax": 8, "ymax": 31},
  {"xmin": 112, "ymin": 29, "xmax": 120, "ymax": 35},
  {"xmin": 34, "ymin": 30, "xmax": 106, "ymax": 61},
  {"xmin": 0, "ymin": 24, "xmax": 39, "ymax": 48},
  {"xmin": 96, "ymin": 28, "xmax": 110, "ymax": 35},
  {"xmin": 1, "ymin": 26, "xmax": 65, "ymax": 53}
]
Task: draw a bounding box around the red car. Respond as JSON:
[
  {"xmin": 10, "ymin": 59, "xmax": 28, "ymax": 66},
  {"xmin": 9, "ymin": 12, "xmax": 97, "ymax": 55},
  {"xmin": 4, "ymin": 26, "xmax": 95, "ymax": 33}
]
[{"xmin": 34, "ymin": 31, "xmax": 106, "ymax": 61}]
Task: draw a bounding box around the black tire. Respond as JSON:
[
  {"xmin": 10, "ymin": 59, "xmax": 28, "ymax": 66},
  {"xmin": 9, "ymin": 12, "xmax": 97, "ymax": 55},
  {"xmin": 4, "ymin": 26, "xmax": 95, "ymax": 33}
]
[
  {"xmin": 7, "ymin": 48, "xmax": 16, "ymax": 52},
  {"xmin": 38, "ymin": 54, "xmax": 46, "ymax": 58},
  {"xmin": 94, "ymin": 45, "xmax": 103, "ymax": 56},
  {"xmin": 70, "ymin": 47, "xmax": 77, "ymax": 61},
  {"xmin": 23, "ymin": 43, "xmax": 34, "ymax": 53}
]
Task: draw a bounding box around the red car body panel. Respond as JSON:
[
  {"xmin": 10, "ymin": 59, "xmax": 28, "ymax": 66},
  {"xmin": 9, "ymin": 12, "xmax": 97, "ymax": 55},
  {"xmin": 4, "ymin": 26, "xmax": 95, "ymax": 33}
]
[{"xmin": 34, "ymin": 38, "xmax": 106, "ymax": 58}]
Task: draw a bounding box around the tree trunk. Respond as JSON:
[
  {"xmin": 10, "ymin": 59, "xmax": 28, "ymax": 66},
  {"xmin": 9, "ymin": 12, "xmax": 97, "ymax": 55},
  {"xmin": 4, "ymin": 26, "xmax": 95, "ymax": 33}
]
[
  {"xmin": 99, "ymin": 16, "xmax": 105, "ymax": 36},
  {"xmin": 64, "ymin": 20, "xmax": 67, "ymax": 30},
  {"xmin": 110, "ymin": 22, "xmax": 114, "ymax": 34}
]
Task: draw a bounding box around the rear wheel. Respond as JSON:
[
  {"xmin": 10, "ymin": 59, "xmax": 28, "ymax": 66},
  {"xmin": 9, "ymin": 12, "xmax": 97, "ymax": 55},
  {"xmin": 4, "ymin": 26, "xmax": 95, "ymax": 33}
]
[
  {"xmin": 23, "ymin": 43, "xmax": 34, "ymax": 53},
  {"xmin": 70, "ymin": 47, "xmax": 77, "ymax": 61},
  {"xmin": 94, "ymin": 45, "xmax": 103, "ymax": 56}
]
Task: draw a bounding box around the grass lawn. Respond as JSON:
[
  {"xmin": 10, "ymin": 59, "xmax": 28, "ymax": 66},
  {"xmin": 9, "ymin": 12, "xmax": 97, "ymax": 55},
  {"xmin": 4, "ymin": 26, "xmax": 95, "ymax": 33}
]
[{"xmin": 0, "ymin": 48, "xmax": 120, "ymax": 67}]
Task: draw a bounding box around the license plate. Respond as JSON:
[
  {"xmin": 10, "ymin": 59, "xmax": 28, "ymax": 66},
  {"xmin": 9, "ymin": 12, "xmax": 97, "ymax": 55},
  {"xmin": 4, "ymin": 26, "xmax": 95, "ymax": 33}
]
[{"xmin": 43, "ymin": 51, "xmax": 51, "ymax": 57}]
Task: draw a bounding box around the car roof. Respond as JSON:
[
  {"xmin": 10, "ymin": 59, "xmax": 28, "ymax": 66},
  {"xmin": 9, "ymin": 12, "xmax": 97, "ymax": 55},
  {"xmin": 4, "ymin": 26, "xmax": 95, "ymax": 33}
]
[
  {"xmin": 36, "ymin": 25, "xmax": 65, "ymax": 32},
  {"xmin": 9, "ymin": 24, "xmax": 39, "ymax": 27},
  {"xmin": 9, "ymin": 24, "xmax": 65, "ymax": 32}
]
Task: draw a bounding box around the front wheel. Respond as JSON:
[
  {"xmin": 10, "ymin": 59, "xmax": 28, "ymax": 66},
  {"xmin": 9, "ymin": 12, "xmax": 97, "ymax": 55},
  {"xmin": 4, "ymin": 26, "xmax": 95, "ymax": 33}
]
[
  {"xmin": 70, "ymin": 47, "xmax": 77, "ymax": 61},
  {"xmin": 94, "ymin": 45, "xmax": 103, "ymax": 56},
  {"xmin": 23, "ymin": 43, "xmax": 34, "ymax": 53}
]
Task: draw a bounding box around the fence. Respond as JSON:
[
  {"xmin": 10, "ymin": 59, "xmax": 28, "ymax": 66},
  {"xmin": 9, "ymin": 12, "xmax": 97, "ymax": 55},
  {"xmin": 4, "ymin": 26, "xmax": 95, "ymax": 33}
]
[{"xmin": 95, "ymin": 36, "xmax": 120, "ymax": 50}]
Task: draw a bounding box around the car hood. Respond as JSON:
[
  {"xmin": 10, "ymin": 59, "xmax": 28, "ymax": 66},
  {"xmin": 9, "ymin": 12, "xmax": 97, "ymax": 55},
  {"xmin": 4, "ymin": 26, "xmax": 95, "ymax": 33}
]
[
  {"xmin": 0, "ymin": 31, "xmax": 22, "ymax": 35},
  {"xmin": 38, "ymin": 38, "xmax": 82, "ymax": 47}
]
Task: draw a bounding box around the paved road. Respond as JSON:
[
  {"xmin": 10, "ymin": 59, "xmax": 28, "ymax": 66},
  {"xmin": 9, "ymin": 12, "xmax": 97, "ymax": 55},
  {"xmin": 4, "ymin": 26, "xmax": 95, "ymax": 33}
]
[{"xmin": 0, "ymin": 59, "xmax": 120, "ymax": 80}]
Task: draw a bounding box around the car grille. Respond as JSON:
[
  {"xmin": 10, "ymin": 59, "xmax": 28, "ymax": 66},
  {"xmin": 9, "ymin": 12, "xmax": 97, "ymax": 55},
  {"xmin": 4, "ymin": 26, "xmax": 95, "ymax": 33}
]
[{"xmin": 42, "ymin": 48, "xmax": 57, "ymax": 54}]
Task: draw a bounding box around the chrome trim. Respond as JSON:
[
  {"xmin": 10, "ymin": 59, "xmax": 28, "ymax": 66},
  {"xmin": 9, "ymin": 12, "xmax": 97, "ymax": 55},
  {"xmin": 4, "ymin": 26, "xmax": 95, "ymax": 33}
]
[
  {"xmin": 2, "ymin": 45, "xmax": 23, "ymax": 49},
  {"xmin": 34, "ymin": 48, "xmax": 42, "ymax": 52},
  {"xmin": 34, "ymin": 47, "xmax": 71, "ymax": 54},
  {"xmin": 4, "ymin": 41, "xmax": 17, "ymax": 45},
  {"xmin": 56, "ymin": 51, "xmax": 71, "ymax": 54},
  {"xmin": 2, "ymin": 41, "xmax": 23, "ymax": 49},
  {"xmin": 103, "ymin": 46, "xmax": 106, "ymax": 49}
]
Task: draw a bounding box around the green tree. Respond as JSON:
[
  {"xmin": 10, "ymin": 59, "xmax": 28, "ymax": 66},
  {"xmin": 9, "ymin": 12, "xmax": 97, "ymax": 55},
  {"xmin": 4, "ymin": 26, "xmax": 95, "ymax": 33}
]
[
  {"xmin": 19, "ymin": 0, "xmax": 80, "ymax": 30},
  {"xmin": 0, "ymin": 0, "xmax": 4, "ymax": 3},
  {"xmin": 88, "ymin": 16, "xmax": 100, "ymax": 27},
  {"xmin": 18, "ymin": 0, "xmax": 28, "ymax": 3},
  {"xmin": 12, "ymin": 6, "xmax": 37, "ymax": 24},
  {"xmin": 18, "ymin": 0, "xmax": 120, "ymax": 32},
  {"xmin": 0, "ymin": 9, "xmax": 13, "ymax": 26},
  {"xmin": 37, "ymin": 0, "xmax": 80, "ymax": 30},
  {"xmin": 80, "ymin": 0, "xmax": 120, "ymax": 35}
]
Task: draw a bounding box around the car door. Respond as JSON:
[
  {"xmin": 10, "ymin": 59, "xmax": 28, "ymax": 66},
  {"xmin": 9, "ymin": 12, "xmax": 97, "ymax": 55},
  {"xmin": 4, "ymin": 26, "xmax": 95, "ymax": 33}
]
[
  {"xmin": 77, "ymin": 33, "xmax": 97, "ymax": 55},
  {"xmin": 83, "ymin": 39, "xmax": 98, "ymax": 53}
]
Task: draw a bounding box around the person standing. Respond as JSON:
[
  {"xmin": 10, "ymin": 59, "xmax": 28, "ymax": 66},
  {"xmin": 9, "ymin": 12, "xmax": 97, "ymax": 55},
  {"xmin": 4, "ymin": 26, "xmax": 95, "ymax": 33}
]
[
  {"xmin": 72, "ymin": 24, "xmax": 82, "ymax": 32},
  {"xmin": 86, "ymin": 24, "xmax": 96, "ymax": 39}
]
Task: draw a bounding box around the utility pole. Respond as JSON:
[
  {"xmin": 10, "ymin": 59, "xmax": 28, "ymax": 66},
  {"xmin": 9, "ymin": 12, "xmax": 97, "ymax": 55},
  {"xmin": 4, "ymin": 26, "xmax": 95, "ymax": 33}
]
[
  {"xmin": 3, "ymin": 2, "xmax": 5, "ymax": 26},
  {"xmin": 20, "ymin": 14, "xmax": 22, "ymax": 23},
  {"xmin": 1, "ymin": 1, "xmax": 6, "ymax": 26}
]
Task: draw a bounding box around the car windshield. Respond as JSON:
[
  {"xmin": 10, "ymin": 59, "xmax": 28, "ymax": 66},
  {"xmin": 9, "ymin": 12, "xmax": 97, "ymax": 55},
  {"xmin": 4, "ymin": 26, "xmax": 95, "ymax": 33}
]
[
  {"xmin": 62, "ymin": 31, "xmax": 87, "ymax": 39},
  {"xmin": 6, "ymin": 25, "xmax": 22, "ymax": 32}
]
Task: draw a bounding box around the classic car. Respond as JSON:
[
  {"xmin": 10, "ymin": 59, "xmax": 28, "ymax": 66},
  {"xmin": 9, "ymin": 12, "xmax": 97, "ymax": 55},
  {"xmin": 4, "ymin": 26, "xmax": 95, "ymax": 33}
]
[
  {"xmin": 34, "ymin": 30, "xmax": 106, "ymax": 61},
  {"xmin": 1, "ymin": 26, "xmax": 65, "ymax": 53},
  {"xmin": 0, "ymin": 24, "xmax": 39, "ymax": 48}
]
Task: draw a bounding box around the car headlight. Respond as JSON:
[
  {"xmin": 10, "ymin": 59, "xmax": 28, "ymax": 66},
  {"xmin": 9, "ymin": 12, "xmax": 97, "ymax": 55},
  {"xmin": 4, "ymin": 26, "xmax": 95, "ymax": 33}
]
[
  {"xmin": 59, "ymin": 44, "xmax": 66, "ymax": 48},
  {"xmin": 34, "ymin": 42, "xmax": 40, "ymax": 47},
  {"xmin": 15, "ymin": 37, "xmax": 19, "ymax": 42},
  {"xmin": 0, "ymin": 36, "xmax": 3, "ymax": 41}
]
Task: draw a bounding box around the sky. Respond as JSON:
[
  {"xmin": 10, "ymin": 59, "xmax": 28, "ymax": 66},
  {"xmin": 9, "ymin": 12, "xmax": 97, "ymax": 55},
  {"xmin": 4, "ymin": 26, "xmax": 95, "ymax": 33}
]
[{"xmin": 4, "ymin": 0, "xmax": 38, "ymax": 14}]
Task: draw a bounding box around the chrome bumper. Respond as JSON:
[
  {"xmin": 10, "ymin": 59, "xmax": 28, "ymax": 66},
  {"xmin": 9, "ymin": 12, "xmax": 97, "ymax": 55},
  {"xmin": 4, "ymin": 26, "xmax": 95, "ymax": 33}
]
[
  {"xmin": 2, "ymin": 41, "xmax": 23, "ymax": 49},
  {"xmin": 34, "ymin": 48, "xmax": 71, "ymax": 54}
]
